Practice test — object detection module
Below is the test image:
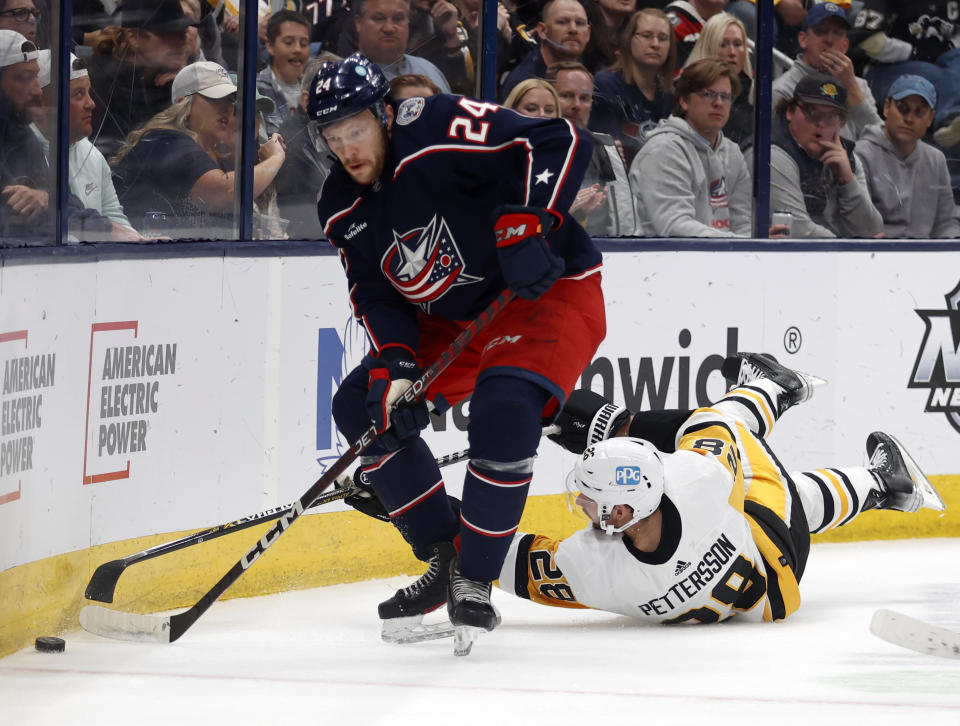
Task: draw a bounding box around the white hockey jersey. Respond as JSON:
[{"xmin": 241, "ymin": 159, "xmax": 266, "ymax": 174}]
[{"xmin": 499, "ymin": 396, "xmax": 805, "ymax": 623}]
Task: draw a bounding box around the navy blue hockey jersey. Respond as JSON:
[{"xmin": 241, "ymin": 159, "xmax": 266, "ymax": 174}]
[{"xmin": 316, "ymin": 94, "xmax": 603, "ymax": 356}]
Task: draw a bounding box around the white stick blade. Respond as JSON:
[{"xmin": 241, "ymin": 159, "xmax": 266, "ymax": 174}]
[
  {"xmin": 870, "ymin": 608, "xmax": 960, "ymax": 660},
  {"xmin": 79, "ymin": 605, "xmax": 172, "ymax": 643}
]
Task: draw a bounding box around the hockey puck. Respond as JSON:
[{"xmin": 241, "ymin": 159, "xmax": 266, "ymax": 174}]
[{"xmin": 35, "ymin": 636, "xmax": 65, "ymax": 653}]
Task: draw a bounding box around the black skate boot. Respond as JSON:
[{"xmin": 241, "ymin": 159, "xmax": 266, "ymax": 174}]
[
  {"xmin": 720, "ymin": 352, "xmax": 825, "ymax": 415},
  {"xmin": 447, "ymin": 558, "xmax": 501, "ymax": 657},
  {"xmin": 379, "ymin": 541, "xmax": 457, "ymax": 644},
  {"xmin": 863, "ymin": 432, "xmax": 945, "ymax": 513}
]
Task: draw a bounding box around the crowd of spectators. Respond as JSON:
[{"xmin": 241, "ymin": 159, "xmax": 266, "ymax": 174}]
[{"xmin": 1, "ymin": 0, "xmax": 959, "ymax": 245}]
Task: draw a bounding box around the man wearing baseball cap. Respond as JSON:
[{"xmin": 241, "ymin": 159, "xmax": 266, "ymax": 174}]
[
  {"xmin": 748, "ymin": 72, "xmax": 883, "ymax": 237},
  {"xmin": 773, "ymin": 2, "xmax": 880, "ymax": 142},
  {"xmin": 0, "ymin": 28, "xmax": 50, "ymax": 241},
  {"xmin": 856, "ymin": 74, "xmax": 960, "ymax": 238},
  {"xmin": 87, "ymin": 0, "xmax": 197, "ymax": 157}
]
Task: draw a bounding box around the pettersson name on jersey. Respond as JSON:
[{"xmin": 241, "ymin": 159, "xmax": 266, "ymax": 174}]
[{"xmin": 638, "ymin": 533, "xmax": 738, "ymax": 616}]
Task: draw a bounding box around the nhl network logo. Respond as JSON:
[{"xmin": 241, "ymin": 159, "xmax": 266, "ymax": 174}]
[{"xmin": 908, "ymin": 280, "xmax": 960, "ymax": 435}]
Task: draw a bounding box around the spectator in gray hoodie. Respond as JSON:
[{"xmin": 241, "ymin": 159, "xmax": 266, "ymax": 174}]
[
  {"xmin": 629, "ymin": 57, "xmax": 753, "ymax": 237},
  {"xmin": 855, "ymin": 74, "xmax": 960, "ymax": 238}
]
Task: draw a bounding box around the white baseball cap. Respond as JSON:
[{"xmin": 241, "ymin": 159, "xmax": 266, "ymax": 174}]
[
  {"xmin": 171, "ymin": 61, "xmax": 237, "ymax": 103},
  {"xmin": 0, "ymin": 29, "xmax": 38, "ymax": 70},
  {"xmin": 37, "ymin": 51, "xmax": 88, "ymax": 89}
]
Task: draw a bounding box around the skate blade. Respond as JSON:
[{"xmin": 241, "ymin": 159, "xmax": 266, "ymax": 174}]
[
  {"xmin": 888, "ymin": 434, "xmax": 946, "ymax": 513},
  {"xmin": 453, "ymin": 625, "xmax": 481, "ymax": 657},
  {"xmin": 381, "ymin": 615, "xmax": 455, "ymax": 644}
]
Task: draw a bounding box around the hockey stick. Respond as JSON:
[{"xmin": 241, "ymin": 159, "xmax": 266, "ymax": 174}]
[
  {"xmin": 86, "ymin": 447, "xmax": 467, "ymax": 603},
  {"xmin": 79, "ymin": 289, "xmax": 515, "ymax": 644},
  {"xmin": 870, "ymin": 609, "xmax": 960, "ymax": 660},
  {"xmin": 85, "ymin": 422, "xmax": 561, "ymax": 604}
]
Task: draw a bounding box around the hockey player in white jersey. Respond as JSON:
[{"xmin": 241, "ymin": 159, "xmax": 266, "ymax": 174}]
[{"xmin": 498, "ymin": 353, "xmax": 946, "ymax": 623}]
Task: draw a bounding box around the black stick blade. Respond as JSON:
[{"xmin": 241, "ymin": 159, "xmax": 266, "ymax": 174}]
[{"xmin": 84, "ymin": 560, "xmax": 128, "ymax": 603}]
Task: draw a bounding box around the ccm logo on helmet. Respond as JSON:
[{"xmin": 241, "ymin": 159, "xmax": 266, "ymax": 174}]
[{"xmin": 615, "ymin": 466, "xmax": 644, "ymax": 485}]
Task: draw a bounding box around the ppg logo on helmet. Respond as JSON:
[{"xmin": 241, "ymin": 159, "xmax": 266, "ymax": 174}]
[{"xmin": 615, "ymin": 465, "xmax": 644, "ymax": 486}]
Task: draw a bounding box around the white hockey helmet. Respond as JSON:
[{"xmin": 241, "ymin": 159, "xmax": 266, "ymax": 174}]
[{"xmin": 566, "ymin": 437, "xmax": 665, "ymax": 534}]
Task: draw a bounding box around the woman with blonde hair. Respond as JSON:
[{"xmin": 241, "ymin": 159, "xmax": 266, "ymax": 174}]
[
  {"xmin": 111, "ymin": 61, "xmax": 286, "ymax": 239},
  {"xmin": 685, "ymin": 12, "xmax": 753, "ymax": 146},
  {"xmin": 589, "ymin": 8, "xmax": 676, "ymax": 163},
  {"xmin": 503, "ymin": 77, "xmax": 560, "ymax": 118}
]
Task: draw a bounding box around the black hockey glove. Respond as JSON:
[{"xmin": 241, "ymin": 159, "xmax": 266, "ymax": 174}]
[
  {"xmin": 548, "ymin": 388, "xmax": 630, "ymax": 455},
  {"xmin": 492, "ymin": 204, "xmax": 565, "ymax": 300},
  {"xmin": 336, "ymin": 465, "xmax": 391, "ymax": 522},
  {"xmin": 363, "ymin": 351, "xmax": 430, "ymax": 451}
]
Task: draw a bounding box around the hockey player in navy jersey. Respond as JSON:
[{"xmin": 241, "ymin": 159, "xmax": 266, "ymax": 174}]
[{"xmin": 309, "ymin": 53, "xmax": 605, "ymax": 654}]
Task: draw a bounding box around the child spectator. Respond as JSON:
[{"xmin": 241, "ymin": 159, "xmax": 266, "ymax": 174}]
[
  {"xmin": 685, "ymin": 12, "xmax": 753, "ymax": 147},
  {"xmin": 258, "ymin": 9, "xmax": 311, "ymax": 136},
  {"xmin": 629, "ymin": 57, "xmax": 753, "ymax": 237},
  {"xmin": 749, "ymin": 72, "xmax": 883, "ymax": 238},
  {"xmin": 856, "ymin": 74, "xmax": 960, "ymax": 238},
  {"xmin": 589, "ymin": 9, "xmax": 675, "ymax": 164}
]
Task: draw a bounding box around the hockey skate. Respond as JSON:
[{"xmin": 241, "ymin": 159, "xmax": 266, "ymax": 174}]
[
  {"xmin": 720, "ymin": 352, "xmax": 826, "ymax": 414},
  {"xmin": 863, "ymin": 432, "xmax": 946, "ymax": 513},
  {"xmin": 379, "ymin": 542, "xmax": 457, "ymax": 644},
  {"xmin": 447, "ymin": 559, "xmax": 501, "ymax": 657}
]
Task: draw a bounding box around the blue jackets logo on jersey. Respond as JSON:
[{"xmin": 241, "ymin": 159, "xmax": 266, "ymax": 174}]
[{"xmin": 380, "ymin": 214, "xmax": 481, "ymax": 309}]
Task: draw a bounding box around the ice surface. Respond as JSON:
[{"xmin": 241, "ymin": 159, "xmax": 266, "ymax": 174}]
[{"xmin": 2, "ymin": 539, "xmax": 959, "ymax": 725}]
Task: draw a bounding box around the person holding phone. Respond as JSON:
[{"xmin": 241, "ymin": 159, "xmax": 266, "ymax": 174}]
[{"xmin": 748, "ymin": 72, "xmax": 883, "ymax": 238}]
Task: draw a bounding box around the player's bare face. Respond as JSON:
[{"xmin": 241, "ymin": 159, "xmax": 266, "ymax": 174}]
[
  {"xmin": 883, "ymin": 95, "xmax": 934, "ymax": 150},
  {"xmin": 540, "ymin": 0, "xmax": 591, "ymax": 57},
  {"xmin": 798, "ymin": 18, "xmax": 849, "ymax": 68},
  {"xmin": 680, "ymin": 76, "xmax": 732, "ymax": 144},
  {"xmin": 719, "ymin": 23, "xmax": 746, "ymax": 75},
  {"xmin": 630, "ymin": 16, "xmax": 670, "ymax": 71},
  {"xmin": 514, "ymin": 87, "xmax": 558, "ymax": 118},
  {"xmin": 322, "ymin": 111, "xmax": 389, "ymax": 186},
  {"xmin": 356, "ymin": 0, "xmax": 410, "ymax": 65}
]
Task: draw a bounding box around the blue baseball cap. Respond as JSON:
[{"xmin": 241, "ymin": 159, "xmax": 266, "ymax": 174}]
[
  {"xmin": 802, "ymin": 2, "xmax": 851, "ymax": 30},
  {"xmin": 887, "ymin": 74, "xmax": 937, "ymax": 108}
]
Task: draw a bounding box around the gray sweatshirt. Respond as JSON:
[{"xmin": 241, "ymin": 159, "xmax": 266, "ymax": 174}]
[
  {"xmin": 773, "ymin": 57, "xmax": 881, "ymax": 141},
  {"xmin": 629, "ymin": 116, "xmax": 752, "ymax": 238},
  {"xmin": 745, "ymin": 140, "xmax": 883, "ymax": 238},
  {"xmin": 854, "ymin": 124, "xmax": 960, "ymax": 238}
]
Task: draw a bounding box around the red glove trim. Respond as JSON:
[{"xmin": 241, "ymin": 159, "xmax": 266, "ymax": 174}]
[{"xmin": 494, "ymin": 212, "xmax": 543, "ymax": 248}]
